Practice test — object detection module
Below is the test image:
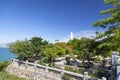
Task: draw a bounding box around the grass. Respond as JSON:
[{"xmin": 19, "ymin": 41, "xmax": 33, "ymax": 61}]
[
  {"xmin": 65, "ymin": 65, "xmax": 99, "ymax": 78},
  {"xmin": 65, "ymin": 66, "xmax": 83, "ymax": 74},
  {"xmin": 0, "ymin": 71, "xmax": 26, "ymax": 80},
  {"xmin": 0, "ymin": 61, "xmax": 26, "ymax": 80}
]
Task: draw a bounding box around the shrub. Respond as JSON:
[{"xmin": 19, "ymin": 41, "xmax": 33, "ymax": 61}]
[
  {"xmin": 65, "ymin": 66, "xmax": 83, "ymax": 74},
  {"xmin": 78, "ymin": 63, "xmax": 84, "ymax": 67},
  {"xmin": 97, "ymin": 69, "xmax": 109, "ymax": 78},
  {"xmin": 0, "ymin": 61, "xmax": 9, "ymax": 71},
  {"xmin": 95, "ymin": 56, "xmax": 101, "ymax": 62}
]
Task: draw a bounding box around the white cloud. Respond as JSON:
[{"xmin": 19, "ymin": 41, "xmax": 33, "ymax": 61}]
[{"xmin": 60, "ymin": 30, "xmax": 97, "ymax": 42}]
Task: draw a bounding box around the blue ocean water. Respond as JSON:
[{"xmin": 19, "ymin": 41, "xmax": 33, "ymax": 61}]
[{"xmin": 0, "ymin": 48, "xmax": 16, "ymax": 61}]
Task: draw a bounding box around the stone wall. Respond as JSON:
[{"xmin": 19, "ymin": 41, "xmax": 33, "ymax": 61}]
[
  {"xmin": 6, "ymin": 59, "xmax": 61, "ymax": 80},
  {"xmin": 6, "ymin": 59, "xmax": 103, "ymax": 80}
]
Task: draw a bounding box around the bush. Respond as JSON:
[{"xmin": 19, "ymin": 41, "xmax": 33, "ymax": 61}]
[
  {"xmin": 0, "ymin": 61, "xmax": 26, "ymax": 80},
  {"xmin": 97, "ymin": 69, "xmax": 109, "ymax": 78},
  {"xmin": 78, "ymin": 63, "xmax": 84, "ymax": 67},
  {"xmin": 95, "ymin": 56, "xmax": 101, "ymax": 62},
  {"xmin": 40, "ymin": 58, "xmax": 52, "ymax": 66},
  {"xmin": 0, "ymin": 61, "xmax": 9, "ymax": 71},
  {"xmin": 65, "ymin": 66, "xmax": 83, "ymax": 74},
  {"xmin": 65, "ymin": 57, "xmax": 71, "ymax": 65}
]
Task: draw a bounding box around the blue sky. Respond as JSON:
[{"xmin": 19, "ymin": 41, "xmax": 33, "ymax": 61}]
[{"xmin": 0, "ymin": 0, "xmax": 111, "ymax": 44}]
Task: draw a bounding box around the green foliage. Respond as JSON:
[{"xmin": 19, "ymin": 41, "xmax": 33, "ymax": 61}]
[
  {"xmin": 78, "ymin": 63, "xmax": 84, "ymax": 67},
  {"xmin": 65, "ymin": 57, "xmax": 71, "ymax": 65},
  {"xmin": 94, "ymin": 0, "xmax": 120, "ymax": 28},
  {"xmin": 93, "ymin": 0, "xmax": 120, "ymax": 55},
  {"xmin": 67, "ymin": 38, "xmax": 96, "ymax": 60},
  {"xmin": 65, "ymin": 66, "xmax": 82, "ymax": 74},
  {"xmin": 0, "ymin": 71, "xmax": 26, "ymax": 80},
  {"xmin": 0, "ymin": 61, "xmax": 9, "ymax": 71},
  {"xmin": 97, "ymin": 69, "xmax": 109, "ymax": 78},
  {"xmin": 42, "ymin": 43, "xmax": 65, "ymax": 65},
  {"xmin": 9, "ymin": 36, "xmax": 48, "ymax": 61},
  {"xmin": 95, "ymin": 56, "xmax": 101, "ymax": 62},
  {"xmin": 29, "ymin": 37, "xmax": 48, "ymax": 56},
  {"xmin": 0, "ymin": 61, "xmax": 24, "ymax": 80}
]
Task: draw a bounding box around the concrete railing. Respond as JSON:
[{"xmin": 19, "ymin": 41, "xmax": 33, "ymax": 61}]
[{"xmin": 9, "ymin": 59, "xmax": 106, "ymax": 80}]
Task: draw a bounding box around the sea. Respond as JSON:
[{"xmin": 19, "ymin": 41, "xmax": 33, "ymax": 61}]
[{"xmin": 0, "ymin": 48, "xmax": 16, "ymax": 61}]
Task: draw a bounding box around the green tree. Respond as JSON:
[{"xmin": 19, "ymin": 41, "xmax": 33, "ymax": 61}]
[
  {"xmin": 9, "ymin": 39, "xmax": 31, "ymax": 60},
  {"xmin": 9, "ymin": 36, "xmax": 48, "ymax": 61},
  {"xmin": 29, "ymin": 37, "xmax": 48, "ymax": 59},
  {"xmin": 68, "ymin": 38, "xmax": 95, "ymax": 59},
  {"xmin": 93, "ymin": 0, "xmax": 120, "ymax": 54},
  {"xmin": 42, "ymin": 43, "xmax": 65, "ymax": 66}
]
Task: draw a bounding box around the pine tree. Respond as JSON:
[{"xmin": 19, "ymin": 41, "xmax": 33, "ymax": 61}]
[{"xmin": 93, "ymin": 0, "xmax": 120, "ymax": 52}]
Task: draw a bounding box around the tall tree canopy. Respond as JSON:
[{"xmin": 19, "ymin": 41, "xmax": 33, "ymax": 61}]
[
  {"xmin": 93, "ymin": 0, "xmax": 120, "ymax": 53},
  {"xmin": 67, "ymin": 38, "xmax": 96, "ymax": 60},
  {"xmin": 9, "ymin": 36, "xmax": 48, "ymax": 61}
]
